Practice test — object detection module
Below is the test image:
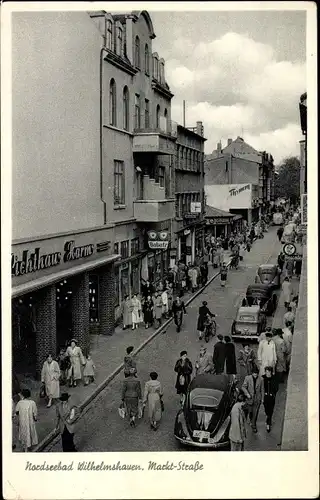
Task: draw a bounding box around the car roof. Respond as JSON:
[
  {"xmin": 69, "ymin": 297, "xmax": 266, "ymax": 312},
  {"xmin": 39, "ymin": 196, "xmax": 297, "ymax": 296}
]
[
  {"xmin": 246, "ymin": 284, "xmax": 270, "ymax": 292},
  {"xmin": 258, "ymin": 264, "xmax": 277, "ymax": 270},
  {"xmin": 189, "ymin": 374, "xmax": 231, "ymax": 392},
  {"xmin": 238, "ymin": 306, "xmax": 260, "ymax": 314}
]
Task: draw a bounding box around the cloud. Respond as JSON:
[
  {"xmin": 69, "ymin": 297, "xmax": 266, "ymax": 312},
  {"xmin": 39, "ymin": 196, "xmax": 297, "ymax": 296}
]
[{"xmin": 165, "ymin": 31, "xmax": 306, "ymax": 162}]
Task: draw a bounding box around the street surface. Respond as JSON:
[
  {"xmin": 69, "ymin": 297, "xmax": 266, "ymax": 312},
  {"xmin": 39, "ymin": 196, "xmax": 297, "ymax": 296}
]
[{"xmin": 47, "ymin": 228, "xmax": 289, "ymax": 452}]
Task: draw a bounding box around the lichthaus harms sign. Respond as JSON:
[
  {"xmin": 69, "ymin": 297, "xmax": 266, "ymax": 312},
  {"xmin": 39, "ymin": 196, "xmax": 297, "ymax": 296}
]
[{"xmin": 12, "ymin": 240, "xmax": 96, "ymax": 277}]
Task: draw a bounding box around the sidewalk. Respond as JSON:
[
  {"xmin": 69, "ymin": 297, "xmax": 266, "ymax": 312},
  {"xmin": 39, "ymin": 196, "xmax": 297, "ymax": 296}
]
[{"xmin": 15, "ymin": 252, "xmax": 233, "ymax": 451}]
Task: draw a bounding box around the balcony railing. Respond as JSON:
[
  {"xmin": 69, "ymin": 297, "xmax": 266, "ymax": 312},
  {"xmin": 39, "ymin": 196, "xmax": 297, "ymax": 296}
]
[{"xmin": 134, "ymin": 119, "xmax": 178, "ymax": 138}]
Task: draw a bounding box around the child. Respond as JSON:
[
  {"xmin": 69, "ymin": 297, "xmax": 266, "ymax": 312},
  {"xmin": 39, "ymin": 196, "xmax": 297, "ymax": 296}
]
[
  {"xmin": 57, "ymin": 348, "xmax": 70, "ymax": 386},
  {"xmin": 83, "ymin": 354, "xmax": 95, "ymax": 385},
  {"xmin": 220, "ymin": 264, "xmax": 228, "ymax": 287}
]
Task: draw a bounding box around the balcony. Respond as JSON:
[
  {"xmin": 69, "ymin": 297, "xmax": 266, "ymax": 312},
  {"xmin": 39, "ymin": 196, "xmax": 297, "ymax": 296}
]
[
  {"xmin": 134, "ymin": 174, "xmax": 175, "ymax": 222},
  {"xmin": 133, "ymin": 119, "xmax": 177, "ymax": 155}
]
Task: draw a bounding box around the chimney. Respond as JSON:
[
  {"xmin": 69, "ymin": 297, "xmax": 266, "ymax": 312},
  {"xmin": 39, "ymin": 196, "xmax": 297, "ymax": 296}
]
[
  {"xmin": 227, "ymin": 138, "xmax": 232, "ymax": 146},
  {"xmin": 196, "ymin": 121, "xmax": 203, "ymax": 136},
  {"xmin": 217, "ymin": 142, "xmax": 222, "ymax": 154}
]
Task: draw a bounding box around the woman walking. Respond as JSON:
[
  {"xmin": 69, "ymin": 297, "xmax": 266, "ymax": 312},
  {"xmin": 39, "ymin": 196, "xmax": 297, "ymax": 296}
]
[
  {"xmin": 121, "ymin": 367, "xmax": 142, "ymax": 427},
  {"xmin": 131, "ymin": 294, "xmax": 142, "ymax": 330},
  {"xmin": 15, "ymin": 389, "xmax": 38, "ymax": 452},
  {"xmin": 154, "ymin": 292, "xmax": 163, "ymax": 328},
  {"xmin": 282, "ymin": 277, "xmax": 292, "ymax": 309},
  {"xmin": 174, "ymin": 351, "xmax": 193, "ymax": 406},
  {"xmin": 66, "ymin": 339, "xmax": 85, "ymax": 387},
  {"xmin": 55, "ymin": 392, "xmax": 79, "ymax": 452},
  {"xmin": 172, "ymin": 296, "xmax": 187, "ymax": 332},
  {"xmin": 121, "ymin": 295, "xmax": 132, "ymax": 330},
  {"xmin": 124, "ymin": 346, "xmax": 137, "ymax": 378},
  {"xmin": 238, "ymin": 344, "xmax": 256, "ymax": 381},
  {"xmin": 220, "ymin": 263, "xmax": 228, "ymax": 287},
  {"xmin": 41, "ymin": 353, "xmax": 61, "ymax": 408},
  {"xmin": 224, "ymin": 336, "xmax": 237, "ymax": 375},
  {"xmin": 142, "ymin": 295, "xmax": 154, "ymax": 329},
  {"xmin": 143, "ymin": 372, "xmax": 163, "ymax": 431},
  {"xmin": 262, "ymin": 366, "xmax": 279, "ymax": 432}
]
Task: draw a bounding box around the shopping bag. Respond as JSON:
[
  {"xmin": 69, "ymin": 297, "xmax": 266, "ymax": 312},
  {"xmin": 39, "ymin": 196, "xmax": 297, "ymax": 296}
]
[
  {"xmin": 39, "ymin": 384, "xmax": 46, "ymax": 399},
  {"xmin": 118, "ymin": 403, "xmax": 126, "ymax": 419},
  {"xmin": 179, "ymin": 374, "xmax": 185, "ymax": 386}
]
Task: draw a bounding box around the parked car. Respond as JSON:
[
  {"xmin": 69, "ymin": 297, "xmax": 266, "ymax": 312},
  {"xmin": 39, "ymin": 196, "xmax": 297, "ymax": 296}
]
[
  {"xmin": 246, "ymin": 284, "xmax": 278, "ymax": 316},
  {"xmin": 254, "ymin": 264, "xmax": 281, "ymax": 289},
  {"xmin": 231, "ymin": 305, "xmax": 267, "ymax": 341},
  {"xmin": 174, "ymin": 373, "xmax": 238, "ymax": 450}
]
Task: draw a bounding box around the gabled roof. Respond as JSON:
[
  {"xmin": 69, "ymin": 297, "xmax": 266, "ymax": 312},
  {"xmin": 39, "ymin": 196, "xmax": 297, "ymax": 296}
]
[{"xmin": 204, "ymin": 205, "xmax": 233, "ymax": 218}]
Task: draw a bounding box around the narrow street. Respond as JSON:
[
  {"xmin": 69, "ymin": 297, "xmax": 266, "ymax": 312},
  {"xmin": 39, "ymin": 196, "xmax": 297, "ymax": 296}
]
[{"xmin": 47, "ymin": 227, "xmax": 289, "ymax": 452}]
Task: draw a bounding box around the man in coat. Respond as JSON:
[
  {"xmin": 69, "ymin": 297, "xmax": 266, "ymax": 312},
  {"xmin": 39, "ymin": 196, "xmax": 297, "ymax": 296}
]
[
  {"xmin": 212, "ymin": 335, "xmax": 226, "ymax": 374},
  {"xmin": 229, "ymin": 391, "xmax": 247, "ymax": 451},
  {"xmin": 257, "ymin": 331, "xmax": 277, "ymax": 376},
  {"xmin": 197, "ymin": 301, "xmax": 215, "ymax": 340},
  {"xmin": 241, "ymin": 366, "xmax": 263, "ymax": 433},
  {"xmin": 55, "ymin": 392, "xmax": 80, "ymax": 452},
  {"xmin": 195, "ymin": 346, "xmax": 213, "ymax": 375},
  {"xmin": 282, "ymin": 321, "xmax": 293, "ymax": 371},
  {"xmin": 121, "ymin": 367, "xmax": 142, "ymax": 427},
  {"xmin": 273, "ymin": 329, "xmax": 287, "ymax": 383}
]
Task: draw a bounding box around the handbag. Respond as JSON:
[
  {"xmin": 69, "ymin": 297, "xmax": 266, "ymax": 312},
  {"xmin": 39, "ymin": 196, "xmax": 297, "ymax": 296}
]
[
  {"xmin": 39, "ymin": 384, "xmax": 46, "ymax": 399},
  {"xmin": 138, "ymin": 401, "xmax": 144, "ymax": 419},
  {"xmin": 118, "ymin": 403, "xmax": 126, "ymax": 419},
  {"xmin": 179, "ymin": 374, "xmax": 185, "ymax": 386}
]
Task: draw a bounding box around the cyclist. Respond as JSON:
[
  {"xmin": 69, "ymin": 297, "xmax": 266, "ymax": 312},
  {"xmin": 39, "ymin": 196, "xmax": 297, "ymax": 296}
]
[{"xmin": 197, "ymin": 301, "xmax": 215, "ymax": 340}]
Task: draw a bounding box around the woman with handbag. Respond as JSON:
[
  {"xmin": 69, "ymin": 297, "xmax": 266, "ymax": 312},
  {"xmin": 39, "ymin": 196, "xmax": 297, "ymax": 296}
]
[
  {"xmin": 143, "ymin": 372, "xmax": 163, "ymax": 431},
  {"xmin": 55, "ymin": 392, "xmax": 80, "ymax": 452},
  {"xmin": 121, "ymin": 367, "xmax": 142, "ymax": 427},
  {"xmin": 174, "ymin": 351, "xmax": 193, "ymax": 407},
  {"xmin": 41, "ymin": 353, "xmax": 61, "ymax": 408},
  {"xmin": 131, "ymin": 294, "xmax": 142, "ymax": 330},
  {"xmin": 66, "ymin": 339, "xmax": 86, "ymax": 387}
]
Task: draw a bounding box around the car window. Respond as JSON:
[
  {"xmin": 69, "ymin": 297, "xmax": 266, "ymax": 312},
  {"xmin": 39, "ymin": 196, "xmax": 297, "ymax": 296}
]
[
  {"xmin": 239, "ymin": 315, "xmax": 256, "ymax": 322},
  {"xmin": 190, "ymin": 388, "xmax": 223, "ymax": 408}
]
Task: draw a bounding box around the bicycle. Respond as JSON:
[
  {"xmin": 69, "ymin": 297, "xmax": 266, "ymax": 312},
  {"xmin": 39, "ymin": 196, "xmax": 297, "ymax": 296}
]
[{"xmin": 204, "ymin": 315, "xmax": 217, "ymax": 343}]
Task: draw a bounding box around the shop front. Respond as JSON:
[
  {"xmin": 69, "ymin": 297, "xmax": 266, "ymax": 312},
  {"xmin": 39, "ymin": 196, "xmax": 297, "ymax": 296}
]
[
  {"xmin": 204, "ymin": 205, "xmax": 235, "ymax": 239},
  {"xmin": 12, "ymin": 226, "xmax": 119, "ymax": 378}
]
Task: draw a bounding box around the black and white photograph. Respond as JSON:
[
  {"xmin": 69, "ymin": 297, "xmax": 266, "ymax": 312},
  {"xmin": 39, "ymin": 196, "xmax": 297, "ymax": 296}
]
[{"xmin": 2, "ymin": 1, "xmax": 318, "ymax": 499}]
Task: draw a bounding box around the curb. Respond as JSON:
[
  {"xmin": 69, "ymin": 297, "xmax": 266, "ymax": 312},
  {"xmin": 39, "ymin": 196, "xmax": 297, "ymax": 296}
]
[{"xmin": 34, "ymin": 258, "xmax": 233, "ymax": 452}]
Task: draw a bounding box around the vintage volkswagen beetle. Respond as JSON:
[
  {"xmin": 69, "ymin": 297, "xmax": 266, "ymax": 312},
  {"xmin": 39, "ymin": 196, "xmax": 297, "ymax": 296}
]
[
  {"xmin": 174, "ymin": 374, "xmax": 238, "ymax": 450},
  {"xmin": 254, "ymin": 264, "xmax": 281, "ymax": 289},
  {"xmin": 246, "ymin": 284, "xmax": 278, "ymax": 315},
  {"xmin": 231, "ymin": 305, "xmax": 267, "ymax": 341}
]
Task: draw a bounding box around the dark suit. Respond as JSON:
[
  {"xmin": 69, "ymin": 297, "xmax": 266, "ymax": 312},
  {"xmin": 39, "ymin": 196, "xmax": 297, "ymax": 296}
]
[{"xmin": 213, "ymin": 341, "xmax": 226, "ymax": 374}]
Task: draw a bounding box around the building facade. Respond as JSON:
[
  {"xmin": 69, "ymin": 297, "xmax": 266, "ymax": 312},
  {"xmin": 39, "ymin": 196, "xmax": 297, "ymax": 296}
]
[
  {"xmin": 12, "ymin": 10, "xmax": 176, "ymax": 378},
  {"xmin": 205, "ymin": 137, "xmax": 275, "ymax": 222},
  {"xmin": 173, "ymin": 124, "xmax": 206, "ymax": 265}
]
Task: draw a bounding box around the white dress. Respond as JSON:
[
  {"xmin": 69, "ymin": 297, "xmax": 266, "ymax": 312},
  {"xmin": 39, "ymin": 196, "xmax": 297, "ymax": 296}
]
[
  {"xmin": 15, "ymin": 399, "xmax": 38, "ymax": 448},
  {"xmin": 41, "ymin": 360, "xmax": 60, "ymax": 399},
  {"xmin": 282, "ymin": 281, "xmax": 292, "ymax": 304},
  {"xmin": 66, "ymin": 345, "xmax": 85, "ymax": 380},
  {"xmin": 131, "ymin": 298, "xmax": 142, "ymax": 324},
  {"xmin": 257, "ymin": 339, "xmax": 277, "ymax": 376}
]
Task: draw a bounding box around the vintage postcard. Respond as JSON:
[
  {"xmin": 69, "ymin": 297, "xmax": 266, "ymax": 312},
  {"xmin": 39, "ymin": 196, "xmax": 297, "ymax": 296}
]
[{"xmin": 1, "ymin": 1, "xmax": 318, "ymax": 498}]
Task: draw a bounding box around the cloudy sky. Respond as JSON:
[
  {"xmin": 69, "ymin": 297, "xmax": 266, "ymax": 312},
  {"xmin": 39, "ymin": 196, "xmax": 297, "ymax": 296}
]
[{"xmin": 151, "ymin": 9, "xmax": 306, "ymax": 164}]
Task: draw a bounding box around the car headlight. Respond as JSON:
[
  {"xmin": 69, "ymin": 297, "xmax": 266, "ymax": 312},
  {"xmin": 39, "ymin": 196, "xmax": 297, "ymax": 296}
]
[
  {"xmin": 176, "ymin": 412, "xmax": 191, "ymax": 439},
  {"xmin": 210, "ymin": 416, "xmax": 231, "ymax": 444}
]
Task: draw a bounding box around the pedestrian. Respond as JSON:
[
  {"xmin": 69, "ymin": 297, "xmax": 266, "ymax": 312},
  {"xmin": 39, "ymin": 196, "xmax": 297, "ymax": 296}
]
[
  {"xmin": 220, "ymin": 263, "xmax": 228, "ymax": 287},
  {"xmin": 200, "ymin": 262, "xmax": 208, "ymax": 285},
  {"xmin": 294, "ymin": 258, "xmax": 302, "ymax": 277},
  {"xmin": 282, "ymin": 321, "xmax": 293, "ymax": 371},
  {"xmin": 212, "ymin": 334, "xmax": 226, "ymax": 374},
  {"xmin": 154, "ymin": 292, "xmax": 163, "ymax": 328},
  {"xmin": 257, "ymin": 332, "xmax": 277, "ymax": 376},
  {"xmin": 229, "ymin": 391, "xmax": 247, "ymax": 451},
  {"xmin": 224, "ymin": 336, "xmax": 237, "ymax": 375},
  {"xmin": 189, "ymin": 265, "xmax": 198, "ymax": 291},
  {"xmin": 142, "ymin": 295, "xmax": 154, "ymax": 328},
  {"xmin": 66, "ymin": 339, "xmax": 85, "ymax": 388},
  {"xmin": 15, "ymin": 388, "xmax": 38, "ymax": 452},
  {"xmin": 141, "ymin": 280, "xmax": 154, "ymax": 299},
  {"xmin": 143, "ymin": 372, "xmax": 163, "ymax": 431},
  {"xmin": 124, "ymin": 346, "xmax": 137, "ymax": 378},
  {"xmin": 197, "ymin": 301, "xmax": 215, "ymax": 341},
  {"xmin": 172, "ymin": 295, "xmax": 187, "ymax": 332},
  {"xmin": 83, "ymin": 354, "xmax": 95, "ymax": 385},
  {"xmin": 277, "ymin": 252, "xmax": 285, "ymax": 272},
  {"xmin": 283, "ymin": 306, "xmax": 295, "ymax": 328},
  {"xmin": 167, "ymin": 284, "xmax": 174, "ymax": 316},
  {"xmin": 121, "ymin": 367, "xmax": 142, "ymax": 427},
  {"xmin": 55, "ymin": 392, "xmax": 80, "ymax": 451},
  {"xmin": 259, "ymin": 326, "xmax": 272, "ymax": 343},
  {"xmin": 277, "ymin": 226, "xmax": 284, "ymax": 242},
  {"xmin": 12, "ymin": 398, "xmax": 19, "ymax": 450},
  {"xmin": 121, "ymin": 295, "xmax": 132, "ymax": 330},
  {"xmin": 41, "ymin": 353, "xmax": 61, "ymax": 408},
  {"xmin": 246, "ymin": 240, "xmax": 251, "ymax": 252},
  {"xmin": 57, "ymin": 347, "xmax": 70, "ymax": 386},
  {"xmin": 238, "ymin": 344, "xmax": 256, "ymax": 381},
  {"xmin": 289, "ymin": 295, "xmax": 299, "ymax": 315},
  {"xmin": 195, "ymin": 346, "xmax": 214, "ymax": 375},
  {"xmin": 174, "ymin": 351, "xmax": 193, "ymax": 407},
  {"xmin": 262, "ymin": 366, "xmax": 279, "ymax": 432},
  {"xmin": 272, "ymin": 329, "xmax": 287, "ymax": 383},
  {"xmin": 131, "ymin": 294, "xmax": 142, "ymax": 329},
  {"xmin": 282, "ymin": 277, "xmax": 292, "ymax": 309},
  {"xmin": 241, "ymin": 366, "xmax": 263, "ymax": 433},
  {"xmin": 161, "ymin": 289, "xmax": 169, "ymax": 319}
]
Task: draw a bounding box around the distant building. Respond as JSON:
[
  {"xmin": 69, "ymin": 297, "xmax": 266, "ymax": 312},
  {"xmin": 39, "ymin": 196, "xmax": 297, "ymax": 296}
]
[{"xmin": 205, "ymin": 137, "xmax": 275, "ymax": 223}]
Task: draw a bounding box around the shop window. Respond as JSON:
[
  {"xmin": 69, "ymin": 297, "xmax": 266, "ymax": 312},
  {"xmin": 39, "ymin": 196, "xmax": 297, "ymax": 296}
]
[
  {"xmin": 147, "ymin": 254, "xmax": 155, "ymax": 282},
  {"xmin": 89, "ymin": 275, "xmax": 99, "ymax": 323},
  {"xmin": 120, "ymin": 263, "xmax": 130, "ymax": 301},
  {"xmin": 114, "ymin": 242, "xmax": 119, "ymax": 254},
  {"xmin": 131, "ymin": 237, "xmax": 139, "ymax": 255},
  {"xmin": 109, "ymin": 79, "xmax": 117, "ymax": 126},
  {"xmin": 131, "ymin": 260, "xmax": 140, "ymax": 295},
  {"xmin": 120, "ymin": 240, "xmax": 129, "ymax": 259},
  {"xmin": 114, "ymin": 160, "xmax": 125, "ymax": 205},
  {"xmin": 159, "ymin": 166, "xmax": 165, "ymax": 188}
]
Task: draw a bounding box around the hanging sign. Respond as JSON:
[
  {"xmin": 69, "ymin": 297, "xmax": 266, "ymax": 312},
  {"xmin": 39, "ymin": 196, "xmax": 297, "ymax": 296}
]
[{"xmin": 147, "ymin": 230, "xmax": 169, "ymax": 250}]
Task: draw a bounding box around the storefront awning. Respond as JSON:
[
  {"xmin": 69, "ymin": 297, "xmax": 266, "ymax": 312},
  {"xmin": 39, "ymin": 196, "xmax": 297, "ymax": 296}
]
[{"xmin": 12, "ymin": 253, "xmax": 121, "ymax": 298}]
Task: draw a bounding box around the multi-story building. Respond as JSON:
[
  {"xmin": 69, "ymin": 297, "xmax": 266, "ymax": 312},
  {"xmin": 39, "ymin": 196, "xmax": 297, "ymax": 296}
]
[
  {"xmin": 11, "ymin": 10, "xmax": 176, "ymax": 378},
  {"xmin": 173, "ymin": 123, "xmax": 206, "ymax": 264},
  {"xmin": 205, "ymin": 137, "xmax": 275, "ymax": 223}
]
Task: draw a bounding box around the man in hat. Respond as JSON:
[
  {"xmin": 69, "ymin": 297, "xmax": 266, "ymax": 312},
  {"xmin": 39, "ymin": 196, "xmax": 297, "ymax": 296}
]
[
  {"xmin": 212, "ymin": 335, "xmax": 226, "ymax": 374},
  {"xmin": 195, "ymin": 346, "xmax": 213, "ymax": 375},
  {"xmin": 258, "ymin": 326, "xmax": 272, "ymax": 343},
  {"xmin": 55, "ymin": 392, "xmax": 80, "ymax": 452}
]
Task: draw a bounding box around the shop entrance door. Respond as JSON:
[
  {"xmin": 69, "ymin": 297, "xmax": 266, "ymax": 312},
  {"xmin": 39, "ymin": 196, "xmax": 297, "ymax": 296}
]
[
  {"xmin": 56, "ymin": 279, "xmax": 73, "ymax": 349},
  {"xmin": 12, "ymin": 295, "xmax": 37, "ymax": 377}
]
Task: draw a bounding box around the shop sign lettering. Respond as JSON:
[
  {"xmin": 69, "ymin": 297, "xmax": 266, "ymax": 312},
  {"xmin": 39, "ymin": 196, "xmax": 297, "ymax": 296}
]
[
  {"xmin": 148, "ymin": 241, "xmax": 169, "ymax": 250},
  {"xmin": 229, "ymin": 184, "xmax": 251, "ymax": 197},
  {"xmin": 63, "ymin": 240, "xmax": 94, "ymax": 262}
]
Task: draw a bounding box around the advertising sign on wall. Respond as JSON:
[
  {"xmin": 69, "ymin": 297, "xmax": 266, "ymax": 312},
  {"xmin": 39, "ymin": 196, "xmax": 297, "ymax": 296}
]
[
  {"xmin": 147, "ymin": 230, "xmax": 169, "ymax": 250},
  {"xmin": 205, "ymin": 184, "xmax": 255, "ymax": 211}
]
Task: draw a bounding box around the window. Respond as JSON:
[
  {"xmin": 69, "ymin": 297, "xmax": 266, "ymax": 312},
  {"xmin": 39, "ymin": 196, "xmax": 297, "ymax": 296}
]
[
  {"xmin": 156, "ymin": 104, "xmax": 160, "ymax": 128},
  {"xmin": 131, "ymin": 261, "xmax": 140, "ymax": 295},
  {"xmin": 117, "ymin": 26, "xmax": 123, "ymax": 56},
  {"xmin": 164, "ymin": 108, "xmax": 168, "ymax": 132},
  {"xmin": 120, "ymin": 240, "xmax": 129, "ymax": 259},
  {"xmin": 109, "ymin": 79, "xmax": 117, "ymax": 126},
  {"xmin": 114, "ymin": 242, "xmax": 119, "ymax": 254},
  {"xmin": 89, "ymin": 275, "xmax": 99, "ymax": 323},
  {"xmin": 144, "ymin": 99, "xmax": 150, "ymax": 128},
  {"xmin": 131, "ymin": 237, "xmax": 140, "ymax": 255},
  {"xmin": 134, "ymin": 36, "xmax": 140, "ymax": 69},
  {"xmin": 153, "ymin": 56, "xmax": 159, "ymax": 79},
  {"xmin": 158, "ymin": 166, "xmax": 165, "ymax": 188},
  {"xmin": 106, "ymin": 20, "xmax": 113, "ymax": 50},
  {"xmin": 134, "ymin": 94, "xmax": 141, "ymax": 129},
  {"xmin": 160, "ymin": 61, "xmax": 165, "ymax": 83},
  {"xmin": 114, "ymin": 160, "xmax": 125, "ymax": 205},
  {"xmin": 123, "ymin": 86, "xmax": 129, "ymax": 130},
  {"xmin": 144, "ymin": 44, "xmax": 149, "ymax": 74}
]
